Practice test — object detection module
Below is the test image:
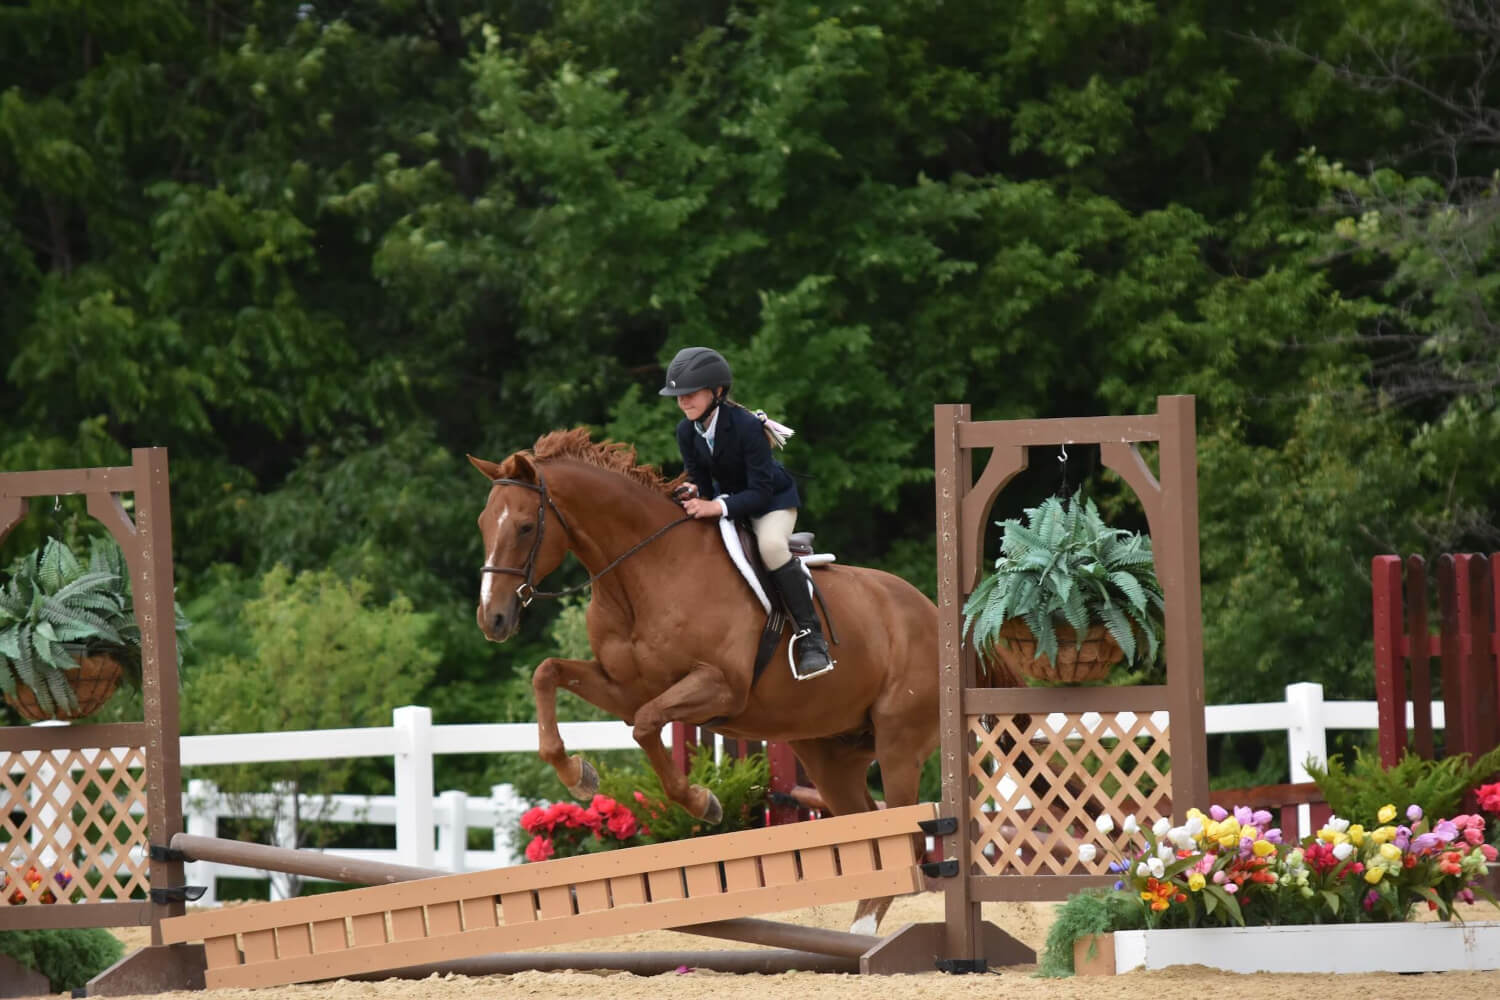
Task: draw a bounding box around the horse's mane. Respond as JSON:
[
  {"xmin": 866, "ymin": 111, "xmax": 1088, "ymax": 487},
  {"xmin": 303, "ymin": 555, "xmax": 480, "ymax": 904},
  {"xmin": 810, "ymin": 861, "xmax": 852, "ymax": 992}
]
[{"xmin": 531, "ymin": 427, "xmax": 679, "ymax": 496}]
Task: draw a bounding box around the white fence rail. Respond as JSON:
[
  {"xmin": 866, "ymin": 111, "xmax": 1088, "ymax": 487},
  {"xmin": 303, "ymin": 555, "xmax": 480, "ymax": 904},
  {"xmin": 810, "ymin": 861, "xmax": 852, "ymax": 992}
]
[{"xmin": 13, "ymin": 684, "xmax": 1448, "ymax": 900}]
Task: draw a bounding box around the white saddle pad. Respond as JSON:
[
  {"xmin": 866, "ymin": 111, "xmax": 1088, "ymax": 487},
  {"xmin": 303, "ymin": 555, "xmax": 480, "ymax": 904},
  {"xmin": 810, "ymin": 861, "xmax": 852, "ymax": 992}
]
[{"xmin": 717, "ymin": 518, "xmax": 835, "ymax": 614}]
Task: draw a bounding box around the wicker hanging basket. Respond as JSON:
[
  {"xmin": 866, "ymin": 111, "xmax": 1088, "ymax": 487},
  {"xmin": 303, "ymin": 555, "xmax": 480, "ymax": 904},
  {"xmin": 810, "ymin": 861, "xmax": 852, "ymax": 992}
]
[
  {"xmin": 987, "ymin": 618, "xmax": 1125, "ymax": 685},
  {"xmin": 5, "ymin": 653, "xmax": 124, "ymax": 722}
]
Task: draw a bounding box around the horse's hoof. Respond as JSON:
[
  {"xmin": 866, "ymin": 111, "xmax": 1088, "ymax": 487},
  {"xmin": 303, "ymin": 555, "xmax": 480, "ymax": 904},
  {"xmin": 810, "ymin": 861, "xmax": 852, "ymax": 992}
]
[
  {"xmin": 698, "ymin": 788, "xmax": 723, "ymax": 825},
  {"xmin": 566, "ymin": 757, "xmax": 598, "ymax": 799}
]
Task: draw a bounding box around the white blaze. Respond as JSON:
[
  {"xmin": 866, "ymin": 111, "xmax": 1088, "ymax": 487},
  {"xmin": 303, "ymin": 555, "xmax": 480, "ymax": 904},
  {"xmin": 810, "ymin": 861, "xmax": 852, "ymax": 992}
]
[{"xmin": 480, "ymin": 505, "xmax": 510, "ymax": 607}]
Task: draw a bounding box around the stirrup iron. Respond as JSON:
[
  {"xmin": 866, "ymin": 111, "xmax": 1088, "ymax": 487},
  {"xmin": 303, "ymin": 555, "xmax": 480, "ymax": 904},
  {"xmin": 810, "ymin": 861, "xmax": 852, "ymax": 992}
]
[{"xmin": 788, "ymin": 629, "xmax": 835, "ymax": 681}]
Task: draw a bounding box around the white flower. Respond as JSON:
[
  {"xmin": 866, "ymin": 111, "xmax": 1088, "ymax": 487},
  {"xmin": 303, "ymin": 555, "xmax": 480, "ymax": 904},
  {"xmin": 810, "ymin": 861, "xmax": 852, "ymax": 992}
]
[
  {"xmin": 1169, "ymin": 828, "xmax": 1196, "ymax": 852},
  {"xmin": 1078, "ymin": 844, "xmax": 1098, "ymax": 863},
  {"xmin": 1095, "ymin": 814, "xmax": 1115, "ymax": 835},
  {"xmin": 1185, "ymin": 817, "xmax": 1203, "ymax": 836},
  {"xmin": 1157, "ymin": 842, "xmax": 1175, "ymax": 861},
  {"xmin": 1147, "ymin": 856, "xmax": 1166, "ymax": 879},
  {"xmin": 1122, "ymin": 816, "xmax": 1140, "ymax": 836},
  {"xmin": 1326, "ymin": 817, "xmax": 1350, "ymax": 834},
  {"xmin": 1153, "ymin": 817, "xmax": 1171, "ymax": 837},
  {"xmin": 1332, "ymin": 842, "xmax": 1355, "ymax": 861},
  {"xmin": 1136, "ymin": 862, "xmax": 1151, "ymax": 878}
]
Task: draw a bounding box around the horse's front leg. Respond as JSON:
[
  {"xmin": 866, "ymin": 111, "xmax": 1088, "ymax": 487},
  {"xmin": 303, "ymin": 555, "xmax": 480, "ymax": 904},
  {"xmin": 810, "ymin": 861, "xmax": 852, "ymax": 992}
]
[
  {"xmin": 631, "ymin": 665, "xmax": 742, "ymax": 825},
  {"xmin": 532, "ymin": 657, "xmax": 634, "ymax": 799}
]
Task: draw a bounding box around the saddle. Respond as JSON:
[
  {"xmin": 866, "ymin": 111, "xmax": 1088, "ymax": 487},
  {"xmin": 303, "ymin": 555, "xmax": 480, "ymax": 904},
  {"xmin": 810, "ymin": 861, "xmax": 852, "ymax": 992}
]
[{"xmin": 725, "ymin": 520, "xmax": 840, "ymax": 684}]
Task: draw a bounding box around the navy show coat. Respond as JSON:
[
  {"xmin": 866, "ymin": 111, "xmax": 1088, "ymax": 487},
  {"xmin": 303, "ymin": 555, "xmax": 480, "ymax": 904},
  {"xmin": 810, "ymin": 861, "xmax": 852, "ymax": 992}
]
[{"xmin": 676, "ymin": 404, "xmax": 800, "ymax": 521}]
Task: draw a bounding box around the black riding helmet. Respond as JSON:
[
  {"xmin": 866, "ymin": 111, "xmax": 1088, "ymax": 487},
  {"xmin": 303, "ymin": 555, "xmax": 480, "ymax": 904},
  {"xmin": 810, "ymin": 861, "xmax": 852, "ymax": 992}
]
[{"xmin": 658, "ymin": 346, "xmax": 733, "ymax": 397}]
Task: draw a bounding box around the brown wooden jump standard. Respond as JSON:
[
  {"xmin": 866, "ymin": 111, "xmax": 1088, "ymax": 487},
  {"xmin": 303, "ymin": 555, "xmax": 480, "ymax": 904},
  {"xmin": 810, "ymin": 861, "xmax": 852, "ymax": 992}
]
[
  {"xmin": 0, "ymin": 449, "xmax": 204, "ymax": 994},
  {"xmin": 925, "ymin": 396, "xmax": 1209, "ymax": 970}
]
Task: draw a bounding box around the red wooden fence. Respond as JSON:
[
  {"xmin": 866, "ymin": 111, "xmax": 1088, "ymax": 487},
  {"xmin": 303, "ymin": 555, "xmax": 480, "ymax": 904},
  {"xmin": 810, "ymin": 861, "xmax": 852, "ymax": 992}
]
[{"xmin": 1373, "ymin": 554, "xmax": 1500, "ymax": 766}]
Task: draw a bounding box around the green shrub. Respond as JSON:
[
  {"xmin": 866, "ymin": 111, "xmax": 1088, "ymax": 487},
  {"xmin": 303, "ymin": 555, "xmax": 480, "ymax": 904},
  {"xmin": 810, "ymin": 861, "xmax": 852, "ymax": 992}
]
[
  {"xmin": 598, "ymin": 746, "xmax": 769, "ymax": 842},
  {"xmin": 0, "ymin": 928, "xmax": 124, "ymax": 992},
  {"xmin": 1305, "ymin": 745, "xmax": 1500, "ymax": 826},
  {"xmin": 1037, "ymin": 891, "xmax": 1145, "ymax": 978}
]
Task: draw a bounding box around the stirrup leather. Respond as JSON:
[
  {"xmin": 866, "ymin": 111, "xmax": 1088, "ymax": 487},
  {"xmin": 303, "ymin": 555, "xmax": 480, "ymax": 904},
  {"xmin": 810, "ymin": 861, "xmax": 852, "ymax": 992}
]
[{"xmin": 788, "ymin": 628, "xmax": 835, "ymax": 681}]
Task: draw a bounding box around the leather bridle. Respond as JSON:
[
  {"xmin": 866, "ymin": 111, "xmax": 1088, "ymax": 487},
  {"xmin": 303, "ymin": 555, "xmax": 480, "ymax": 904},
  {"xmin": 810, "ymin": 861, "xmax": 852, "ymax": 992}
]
[{"xmin": 479, "ymin": 471, "xmax": 693, "ymax": 608}]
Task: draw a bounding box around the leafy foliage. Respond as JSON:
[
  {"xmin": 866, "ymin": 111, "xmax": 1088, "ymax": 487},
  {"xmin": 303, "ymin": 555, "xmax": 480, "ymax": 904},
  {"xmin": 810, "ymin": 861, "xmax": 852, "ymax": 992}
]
[
  {"xmin": 963, "ymin": 491, "xmax": 1164, "ymax": 672},
  {"xmin": 181, "ymin": 566, "xmax": 439, "ymax": 853},
  {"xmin": 0, "ymin": 536, "xmax": 187, "ymax": 716},
  {"xmin": 0, "ymin": 928, "xmax": 124, "ymax": 993},
  {"xmin": 1038, "ymin": 891, "xmax": 1145, "ymax": 978},
  {"xmin": 1305, "ymin": 746, "xmax": 1500, "ymax": 828},
  {"xmin": 3, "ymin": 0, "xmax": 1500, "ymax": 775},
  {"xmin": 597, "ymin": 746, "xmax": 769, "ymax": 842}
]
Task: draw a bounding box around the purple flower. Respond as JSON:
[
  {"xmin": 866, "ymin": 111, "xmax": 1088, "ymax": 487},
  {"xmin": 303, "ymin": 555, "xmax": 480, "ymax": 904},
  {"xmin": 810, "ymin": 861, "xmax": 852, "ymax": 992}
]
[
  {"xmin": 1407, "ymin": 804, "xmax": 1423, "ymax": 822},
  {"xmin": 1234, "ymin": 806, "xmax": 1254, "ymax": 826},
  {"xmin": 1209, "ymin": 805, "xmax": 1228, "ymax": 822},
  {"xmin": 1263, "ymin": 828, "xmax": 1283, "ymax": 845},
  {"xmin": 1411, "ymin": 833, "xmax": 1441, "ymax": 853},
  {"xmin": 1432, "ymin": 819, "xmax": 1459, "ymax": 844},
  {"xmin": 1394, "ymin": 827, "xmax": 1412, "ymax": 850}
]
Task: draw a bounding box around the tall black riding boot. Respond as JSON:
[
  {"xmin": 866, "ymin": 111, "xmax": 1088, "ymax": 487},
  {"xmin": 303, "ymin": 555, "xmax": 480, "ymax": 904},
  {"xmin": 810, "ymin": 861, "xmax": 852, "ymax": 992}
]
[{"xmin": 769, "ymin": 560, "xmax": 834, "ymax": 680}]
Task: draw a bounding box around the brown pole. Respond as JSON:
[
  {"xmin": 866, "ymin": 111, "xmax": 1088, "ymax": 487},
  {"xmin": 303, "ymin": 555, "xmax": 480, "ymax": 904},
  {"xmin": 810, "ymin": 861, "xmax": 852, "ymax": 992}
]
[
  {"xmin": 675, "ymin": 918, "xmax": 880, "ymax": 958},
  {"xmin": 170, "ymin": 833, "xmax": 446, "ymax": 885},
  {"xmin": 349, "ymin": 949, "xmax": 859, "ymax": 978}
]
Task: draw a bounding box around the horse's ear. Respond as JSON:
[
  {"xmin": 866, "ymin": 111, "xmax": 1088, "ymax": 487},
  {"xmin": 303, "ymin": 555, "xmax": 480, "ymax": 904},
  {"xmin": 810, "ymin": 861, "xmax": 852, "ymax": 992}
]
[
  {"xmin": 467, "ymin": 454, "xmax": 503, "ymax": 481},
  {"xmin": 469, "ymin": 452, "xmax": 536, "ymax": 484}
]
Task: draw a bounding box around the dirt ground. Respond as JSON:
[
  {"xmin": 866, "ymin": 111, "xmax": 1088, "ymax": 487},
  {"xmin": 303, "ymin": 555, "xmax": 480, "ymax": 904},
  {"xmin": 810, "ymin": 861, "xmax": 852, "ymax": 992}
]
[{"xmin": 80, "ymin": 893, "xmax": 1500, "ymax": 1000}]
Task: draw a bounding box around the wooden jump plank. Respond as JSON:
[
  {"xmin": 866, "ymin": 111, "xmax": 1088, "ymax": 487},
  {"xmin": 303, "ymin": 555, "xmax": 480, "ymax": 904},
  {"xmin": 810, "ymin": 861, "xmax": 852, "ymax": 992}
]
[
  {"xmin": 573, "ymin": 880, "xmax": 610, "ymax": 913},
  {"xmin": 390, "ymin": 907, "xmax": 425, "ymax": 941},
  {"xmin": 462, "ymin": 896, "xmax": 498, "ymax": 929},
  {"xmin": 204, "ymin": 865, "xmax": 921, "ymax": 988},
  {"xmin": 312, "ymin": 918, "xmax": 347, "ymax": 952},
  {"xmin": 800, "ymin": 845, "xmax": 837, "ymax": 881},
  {"xmin": 276, "ymin": 924, "xmax": 312, "ymax": 959},
  {"xmin": 722, "ymin": 856, "xmax": 760, "ymax": 892},
  {"xmin": 537, "ymin": 884, "xmax": 573, "ymax": 920},
  {"xmin": 760, "ymin": 851, "xmax": 798, "ymax": 886},
  {"xmin": 837, "ymin": 840, "xmax": 876, "ymax": 875},
  {"xmin": 203, "ymin": 936, "xmax": 239, "ymax": 971},
  {"xmin": 350, "ymin": 912, "xmax": 385, "ymax": 947},
  {"xmin": 684, "ymin": 862, "xmax": 721, "ymax": 897},
  {"xmin": 427, "ymin": 901, "xmax": 462, "ymax": 937},
  {"xmin": 161, "ymin": 804, "xmax": 935, "ymax": 944}
]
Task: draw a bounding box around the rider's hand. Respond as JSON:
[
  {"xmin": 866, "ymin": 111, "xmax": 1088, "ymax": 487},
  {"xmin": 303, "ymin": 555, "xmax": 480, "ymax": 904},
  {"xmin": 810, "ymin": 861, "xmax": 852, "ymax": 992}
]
[
  {"xmin": 673, "ymin": 483, "xmax": 699, "ymax": 502},
  {"xmin": 682, "ymin": 497, "xmax": 719, "ymax": 519}
]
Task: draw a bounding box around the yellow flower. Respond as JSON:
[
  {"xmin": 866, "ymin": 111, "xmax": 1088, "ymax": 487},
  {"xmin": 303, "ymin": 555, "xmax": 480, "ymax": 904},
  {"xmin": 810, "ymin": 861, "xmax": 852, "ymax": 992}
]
[
  {"xmin": 1364, "ymin": 866, "xmax": 1385, "ymax": 884},
  {"xmin": 1252, "ymin": 839, "xmax": 1275, "ymax": 858},
  {"xmin": 1370, "ymin": 826, "xmax": 1395, "ymax": 845},
  {"xmin": 1377, "ymin": 804, "xmax": 1397, "ymax": 824},
  {"xmin": 1379, "ymin": 843, "xmax": 1402, "ymax": 863},
  {"xmin": 1188, "ymin": 872, "xmax": 1206, "ymax": 892},
  {"xmin": 1347, "ymin": 824, "xmax": 1365, "ymax": 846}
]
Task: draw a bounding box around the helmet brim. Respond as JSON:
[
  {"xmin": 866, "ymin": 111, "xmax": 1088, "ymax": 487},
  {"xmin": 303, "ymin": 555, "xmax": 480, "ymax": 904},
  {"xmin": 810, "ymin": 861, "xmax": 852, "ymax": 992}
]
[{"xmin": 659, "ymin": 385, "xmax": 698, "ymax": 397}]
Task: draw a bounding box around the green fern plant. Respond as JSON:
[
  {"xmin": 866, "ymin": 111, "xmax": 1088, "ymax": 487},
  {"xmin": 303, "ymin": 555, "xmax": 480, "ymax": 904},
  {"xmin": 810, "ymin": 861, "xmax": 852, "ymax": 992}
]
[
  {"xmin": 0, "ymin": 537, "xmax": 187, "ymax": 716},
  {"xmin": 962, "ymin": 490, "xmax": 1164, "ymax": 672},
  {"xmin": 1305, "ymin": 745, "xmax": 1500, "ymax": 826}
]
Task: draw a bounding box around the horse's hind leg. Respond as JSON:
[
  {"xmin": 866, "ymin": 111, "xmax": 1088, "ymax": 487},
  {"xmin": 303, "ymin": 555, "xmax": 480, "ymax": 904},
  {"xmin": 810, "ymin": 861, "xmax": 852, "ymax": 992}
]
[
  {"xmin": 786, "ymin": 737, "xmax": 894, "ymax": 934},
  {"xmin": 532, "ymin": 657, "xmax": 635, "ymax": 799},
  {"xmin": 630, "ymin": 665, "xmax": 742, "ymax": 824}
]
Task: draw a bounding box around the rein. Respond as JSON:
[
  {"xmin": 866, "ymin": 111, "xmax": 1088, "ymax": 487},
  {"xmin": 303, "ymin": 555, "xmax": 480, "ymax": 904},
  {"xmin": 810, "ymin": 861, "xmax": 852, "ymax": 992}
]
[{"xmin": 480, "ymin": 472, "xmax": 693, "ymax": 607}]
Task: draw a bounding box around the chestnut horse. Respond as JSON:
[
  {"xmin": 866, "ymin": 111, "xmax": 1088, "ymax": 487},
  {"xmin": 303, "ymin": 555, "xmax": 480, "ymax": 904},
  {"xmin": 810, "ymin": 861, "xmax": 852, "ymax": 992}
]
[{"xmin": 469, "ymin": 428, "xmax": 948, "ymax": 931}]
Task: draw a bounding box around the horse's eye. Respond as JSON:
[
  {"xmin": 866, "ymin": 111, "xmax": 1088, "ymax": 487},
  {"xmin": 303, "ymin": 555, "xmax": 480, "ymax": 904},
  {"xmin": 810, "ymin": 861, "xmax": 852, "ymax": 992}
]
[{"xmin": 517, "ymin": 523, "xmax": 535, "ymax": 536}]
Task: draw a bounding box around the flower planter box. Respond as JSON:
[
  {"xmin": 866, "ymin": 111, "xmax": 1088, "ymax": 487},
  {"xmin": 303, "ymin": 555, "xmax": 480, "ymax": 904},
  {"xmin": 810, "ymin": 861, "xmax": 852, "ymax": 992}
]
[{"xmin": 1075, "ymin": 921, "xmax": 1500, "ymax": 975}]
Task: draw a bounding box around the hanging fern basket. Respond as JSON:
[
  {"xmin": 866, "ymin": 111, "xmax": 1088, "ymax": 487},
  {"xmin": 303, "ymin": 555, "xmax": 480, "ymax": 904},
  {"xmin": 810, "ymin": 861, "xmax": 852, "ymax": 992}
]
[
  {"xmin": 989, "ymin": 618, "xmax": 1125, "ymax": 685},
  {"xmin": 4, "ymin": 653, "xmax": 123, "ymax": 722}
]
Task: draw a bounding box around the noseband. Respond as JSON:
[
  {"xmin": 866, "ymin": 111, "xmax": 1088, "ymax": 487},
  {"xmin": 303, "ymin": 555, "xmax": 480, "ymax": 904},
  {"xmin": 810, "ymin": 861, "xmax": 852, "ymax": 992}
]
[{"xmin": 479, "ymin": 471, "xmax": 693, "ymax": 608}]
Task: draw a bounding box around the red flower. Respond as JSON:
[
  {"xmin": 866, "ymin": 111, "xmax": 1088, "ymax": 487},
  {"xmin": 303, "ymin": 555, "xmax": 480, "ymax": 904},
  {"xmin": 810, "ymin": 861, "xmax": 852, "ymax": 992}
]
[
  {"xmin": 524, "ymin": 836, "xmax": 555, "ymax": 863},
  {"xmin": 607, "ymin": 810, "xmax": 639, "ymax": 840}
]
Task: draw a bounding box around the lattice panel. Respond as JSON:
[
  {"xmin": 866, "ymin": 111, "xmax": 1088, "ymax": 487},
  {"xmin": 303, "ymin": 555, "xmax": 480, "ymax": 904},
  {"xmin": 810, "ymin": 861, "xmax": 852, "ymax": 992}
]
[
  {"xmin": 966, "ymin": 712, "xmax": 1172, "ymax": 877},
  {"xmin": 2, "ymin": 747, "xmax": 151, "ymax": 904}
]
